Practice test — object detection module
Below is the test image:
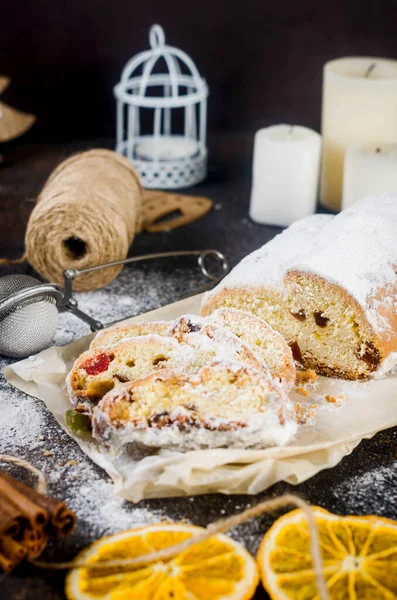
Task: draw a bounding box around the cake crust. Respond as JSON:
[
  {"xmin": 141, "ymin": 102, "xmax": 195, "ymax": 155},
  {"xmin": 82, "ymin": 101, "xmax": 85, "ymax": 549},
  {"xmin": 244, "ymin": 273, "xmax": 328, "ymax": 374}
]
[{"xmin": 90, "ymin": 321, "xmax": 170, "ymax": 349}]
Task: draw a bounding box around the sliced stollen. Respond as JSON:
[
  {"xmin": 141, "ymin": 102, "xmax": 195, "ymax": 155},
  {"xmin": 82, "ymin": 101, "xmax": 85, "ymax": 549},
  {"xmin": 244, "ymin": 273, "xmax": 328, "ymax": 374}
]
[
  {"xmin": 201, "ymin": 197, "xmax": 397, "ymax": 379},
  {"xmin": 67, "ymin": 325, "xmax": 264, "ymax": 413},
  {"xmin": 90, "ymin": 313, "xmax": 295, "ymax": 389},
  {"xmin": 92, "ymin": 360, "xmax": 297, "ymax": 450},
  {"xmin": 208, "ymin": 308, "xmax": 296, "ymax": 391},
  {"xmin": 90, "ymin": 321, "xmax": 170, "ymax": 349},
  {"xmin": 201, "ymin": 215, "xmax": 332, "ymax": 371}
]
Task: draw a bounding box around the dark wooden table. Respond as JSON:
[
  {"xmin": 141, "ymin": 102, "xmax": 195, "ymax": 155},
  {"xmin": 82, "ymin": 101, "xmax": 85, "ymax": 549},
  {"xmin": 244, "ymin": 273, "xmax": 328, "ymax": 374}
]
[{"xmin": 0, "ymin": 136, "xmax": 396, "ymax": 599}]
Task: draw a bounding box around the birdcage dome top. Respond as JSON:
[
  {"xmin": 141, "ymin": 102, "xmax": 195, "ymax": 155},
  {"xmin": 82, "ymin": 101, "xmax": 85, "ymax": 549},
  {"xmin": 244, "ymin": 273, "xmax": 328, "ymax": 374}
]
[{"xmin": 114, "ymin": 25, "xmax": 208, "ymax": 109}]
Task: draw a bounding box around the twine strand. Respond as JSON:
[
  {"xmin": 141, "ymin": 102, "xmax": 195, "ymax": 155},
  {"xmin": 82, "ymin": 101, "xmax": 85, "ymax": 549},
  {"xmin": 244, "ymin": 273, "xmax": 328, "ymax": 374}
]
[
  {"xmin": 0, "ymin": 254, "xmax": 27, "ymax": 266},
  {"xmin": 364, "ymin": 62, "xmax": 376, "ymax": 78},
  {"xmin": 0, "ymin": 454, "xmax": 47, "ymax": 493}
]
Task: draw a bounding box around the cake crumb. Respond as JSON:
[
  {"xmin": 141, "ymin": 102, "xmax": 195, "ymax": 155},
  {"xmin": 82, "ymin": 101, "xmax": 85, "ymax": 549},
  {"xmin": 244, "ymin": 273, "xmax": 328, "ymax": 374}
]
[
  {"xmin": 325, "ymin": 394, "xmax": 344, "ymax": 405},
  {"xmin": 295, "ymin": 386, "xmax": 310, "ymax": 397},
  {"xmin": 296, "ymin": 369, "xmax": 317, "ymax": 385},
  {"xmin": 294, "ymin": 402, "xmax": 318, "ymax": 426}
]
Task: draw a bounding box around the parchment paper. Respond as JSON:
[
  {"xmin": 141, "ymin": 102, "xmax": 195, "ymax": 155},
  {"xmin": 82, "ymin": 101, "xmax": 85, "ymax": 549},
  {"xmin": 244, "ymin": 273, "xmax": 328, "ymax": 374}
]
[{"xmin": 4, "ymin": 293, "xmax": 397, "ymax": 501}]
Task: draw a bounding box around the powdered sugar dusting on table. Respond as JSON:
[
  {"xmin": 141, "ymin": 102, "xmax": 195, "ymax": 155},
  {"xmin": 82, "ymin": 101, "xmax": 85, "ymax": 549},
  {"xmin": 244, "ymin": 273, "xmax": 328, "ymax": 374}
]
[
  {"xmin": 0, "ymin": 378, "xmax": 163, "ymax": 541},
  {"xmin": 330, "ymin": 460, "xmax": 397, "ymax": 516}
]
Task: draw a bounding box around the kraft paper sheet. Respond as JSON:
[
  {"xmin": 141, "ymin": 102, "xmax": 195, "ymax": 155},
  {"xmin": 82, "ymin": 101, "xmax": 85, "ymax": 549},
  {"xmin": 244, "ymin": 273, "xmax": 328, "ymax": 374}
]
[{"xmin": 4, "ymin": 294, "xmax": 397, "ymax": 501}]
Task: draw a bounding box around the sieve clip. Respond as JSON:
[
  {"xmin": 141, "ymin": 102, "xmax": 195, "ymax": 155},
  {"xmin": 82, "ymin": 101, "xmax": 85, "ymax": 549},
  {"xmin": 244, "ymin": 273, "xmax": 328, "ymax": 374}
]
[{"xmin": 58, "ymin": 249, "xmax": 229, "ymax": 331}]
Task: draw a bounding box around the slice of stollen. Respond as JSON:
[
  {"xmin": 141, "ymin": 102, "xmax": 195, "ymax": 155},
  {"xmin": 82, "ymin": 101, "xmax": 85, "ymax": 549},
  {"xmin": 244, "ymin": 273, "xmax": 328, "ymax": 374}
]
[
  {"xmin": 68, "ymin": 335, "xmax": 187, "ymax": 413},
  {"xmin": 92, "ymin": 360, "xmax": 297, "ymax": 450},
  {"xmin": 208, "ymin": 308, "xmax": 296, "ymax": 391}
]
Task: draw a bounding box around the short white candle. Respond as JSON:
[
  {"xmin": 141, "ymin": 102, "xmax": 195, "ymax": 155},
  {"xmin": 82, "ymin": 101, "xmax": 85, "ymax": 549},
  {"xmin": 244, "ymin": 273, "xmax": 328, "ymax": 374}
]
[
  {"xmin": 135, "ymin": 135, "xmax": 198, "ymax": 161},
  {"xmin": 342, "ymin": 143, "xmax": 397, "ymax": 210},
  {"xmin": 249, "ymin": 124, "xmax": 322, "ymax": 227},
  {"xmin": 321, "ymin": 57, "xmax": 397, "ymax": 212}
]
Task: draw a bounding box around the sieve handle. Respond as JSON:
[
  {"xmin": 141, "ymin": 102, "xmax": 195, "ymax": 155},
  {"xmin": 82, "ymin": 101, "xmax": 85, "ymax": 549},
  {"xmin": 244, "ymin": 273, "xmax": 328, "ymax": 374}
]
[
  {"xmin": 62, "ymin": 302, "xmax": 104, "ymax": 331},
  {"xmin": 64, "ymin": 249, "xmax": 228, "ymax": 279},
  {"xmin": 59, "ymin": 249, "xmax": 229, "ymax": 331}
]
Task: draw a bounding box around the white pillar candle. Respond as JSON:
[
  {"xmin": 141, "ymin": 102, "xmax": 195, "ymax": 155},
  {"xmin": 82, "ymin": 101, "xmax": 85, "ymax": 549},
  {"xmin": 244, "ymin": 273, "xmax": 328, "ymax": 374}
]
[
  {"xmin": 320, "ymin": 57, "xmax": 397, "ymax": 212},
  {"xmin": 342, "ymin": 143, "xmax": 397, "ymax": 209},
  {"xmin": 249, "ymin": 124, "xmax": 322, "ymax": 227}
]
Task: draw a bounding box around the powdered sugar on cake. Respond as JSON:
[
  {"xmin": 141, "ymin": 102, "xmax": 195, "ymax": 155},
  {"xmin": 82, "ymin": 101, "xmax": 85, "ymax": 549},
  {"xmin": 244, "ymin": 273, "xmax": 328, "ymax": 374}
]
[
  {"xmin": 167, "ymin": 315, "xmax": 269, "ymax": 374},
  {"xmin": 204, "ymin": 214, "xmax": 334, "ymax": 294},
  {"xmin": 206, "ymin": 196, "xmax": 397, "ymax": 337},
  {"xmin": 295, "ymin": 196, "xmax": 397, "ymax": 334}
]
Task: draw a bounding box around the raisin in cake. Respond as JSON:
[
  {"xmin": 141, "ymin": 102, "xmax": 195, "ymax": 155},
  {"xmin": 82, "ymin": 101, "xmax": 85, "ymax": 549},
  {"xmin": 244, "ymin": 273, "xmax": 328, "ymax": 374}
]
[
  {"xmin": 202, "ymin": 196, "xmax": 397, "ymax": 380},
  {"xmin": 92, "ymin": 361, "xmax": 297, "ymax": 450}
]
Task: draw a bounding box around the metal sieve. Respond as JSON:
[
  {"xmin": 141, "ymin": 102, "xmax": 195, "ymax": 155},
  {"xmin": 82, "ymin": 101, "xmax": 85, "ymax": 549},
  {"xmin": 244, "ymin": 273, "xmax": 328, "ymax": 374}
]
[{"xmin": 0, "ymin": 250, "xmax": 228, "ymax": 358}]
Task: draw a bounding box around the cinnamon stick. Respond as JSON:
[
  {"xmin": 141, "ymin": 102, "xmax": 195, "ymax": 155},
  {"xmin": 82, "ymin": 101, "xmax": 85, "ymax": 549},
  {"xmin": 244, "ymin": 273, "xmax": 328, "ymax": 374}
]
[
  {"xmin": 21, "ymin": 525, "xmax": 48, "ymax": 559},
  {"xmin": 0, "ymin": 471, "xmax": 76, "ymax": 535},
  {"xmin": 34, "ymin": 494, "xmax": 76, "ymax": 536},
  {"xmin": 0, "ymin": 472, "xmax": 48, "ymax": 534},
  {"xmin": 0, "ymin": 536, "xmax": 27, "ymax": 572},
  {"xmin": 0, "ymin": 470, "xmax": 76, "ymax": 571}
]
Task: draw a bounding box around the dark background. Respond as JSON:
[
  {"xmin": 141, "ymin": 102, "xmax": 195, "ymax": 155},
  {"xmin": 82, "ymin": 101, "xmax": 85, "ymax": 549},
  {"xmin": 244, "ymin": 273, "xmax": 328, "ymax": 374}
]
[{"xmin": 2, "ymin": 0, "xmax": 397, "ymax": 143}]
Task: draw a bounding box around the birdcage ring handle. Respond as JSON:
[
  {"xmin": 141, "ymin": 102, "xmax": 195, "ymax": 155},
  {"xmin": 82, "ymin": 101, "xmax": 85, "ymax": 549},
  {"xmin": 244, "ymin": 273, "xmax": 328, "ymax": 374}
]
[{"xmin": 150, "ymin": 25, "xmax": 166, "ymax": 49}]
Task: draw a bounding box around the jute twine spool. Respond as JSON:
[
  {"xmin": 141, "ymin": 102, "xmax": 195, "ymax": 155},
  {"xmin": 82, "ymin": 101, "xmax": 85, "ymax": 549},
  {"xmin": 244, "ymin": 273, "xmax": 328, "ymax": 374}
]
[{"xmin": 24, "ymin": 149, "xmax": 143, "ymax": 292}]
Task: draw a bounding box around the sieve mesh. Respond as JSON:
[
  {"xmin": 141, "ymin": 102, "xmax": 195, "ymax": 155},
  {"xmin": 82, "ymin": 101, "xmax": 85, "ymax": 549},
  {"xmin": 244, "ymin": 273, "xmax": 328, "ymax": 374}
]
[{"xmin": 0, "ymin": 275, "xmax": 59, "ymax": 358}]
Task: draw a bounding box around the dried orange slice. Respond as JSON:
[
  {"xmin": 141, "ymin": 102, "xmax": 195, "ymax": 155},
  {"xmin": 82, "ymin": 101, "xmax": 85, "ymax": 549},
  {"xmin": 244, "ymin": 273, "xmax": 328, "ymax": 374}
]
[
  {"xmin": 66, "ymin": 522, "xmax": 259, "ymax": 600},
  {"xmin": 258, "ymin": 506, "xmax": 397, "ymax": 599}
]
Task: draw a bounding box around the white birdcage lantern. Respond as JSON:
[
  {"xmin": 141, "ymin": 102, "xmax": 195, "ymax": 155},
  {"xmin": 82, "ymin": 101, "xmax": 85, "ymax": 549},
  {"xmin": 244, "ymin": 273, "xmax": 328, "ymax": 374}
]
[{"xmin": 114, "ymin": 24, "xmax": 209, "ymax": 189}]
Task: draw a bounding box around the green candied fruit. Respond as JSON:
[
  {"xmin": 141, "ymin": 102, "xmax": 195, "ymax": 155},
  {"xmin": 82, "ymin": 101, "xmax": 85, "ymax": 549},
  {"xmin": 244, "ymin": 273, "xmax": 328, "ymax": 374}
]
[{"xmin": 65, "ymin": 410, "xmax": 92, "ymax": 435}]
